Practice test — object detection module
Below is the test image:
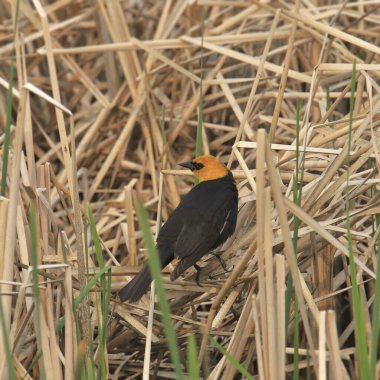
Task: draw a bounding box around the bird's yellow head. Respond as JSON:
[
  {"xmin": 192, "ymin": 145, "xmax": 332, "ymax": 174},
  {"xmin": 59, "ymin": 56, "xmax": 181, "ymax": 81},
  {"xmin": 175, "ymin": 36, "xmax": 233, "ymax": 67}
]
[{"xmin": 179, "ymin": 155, "xmax": 229, "ymax": 182}]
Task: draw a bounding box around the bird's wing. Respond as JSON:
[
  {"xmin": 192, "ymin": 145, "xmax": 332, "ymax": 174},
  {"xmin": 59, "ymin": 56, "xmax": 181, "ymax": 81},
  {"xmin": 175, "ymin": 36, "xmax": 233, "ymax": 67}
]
[
  {"xmin": 210, "ymin": 196, "xmax": 237, "ymax": 250},
  {"xmin": 175, "ymin": 220, "xmax": 220, "ymax": 260},
  {"xmin": 174, "ymin": 186, "xmax": 236, "ymax": 261},
  {"xmin": 171, "ymin": 221, "xmax": 220, "ymax": 280}
]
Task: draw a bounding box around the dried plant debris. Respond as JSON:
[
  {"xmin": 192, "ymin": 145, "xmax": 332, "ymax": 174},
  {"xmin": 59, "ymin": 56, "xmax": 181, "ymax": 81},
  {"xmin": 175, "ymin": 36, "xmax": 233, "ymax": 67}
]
[{"xmin": 0, "ymin": 1, "xmax": 379, "ymax": 379}]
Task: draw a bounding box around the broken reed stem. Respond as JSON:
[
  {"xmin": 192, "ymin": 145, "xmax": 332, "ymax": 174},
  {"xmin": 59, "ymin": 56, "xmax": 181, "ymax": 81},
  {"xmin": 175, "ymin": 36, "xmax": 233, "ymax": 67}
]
[
  {"xmin": 270, "ymin": 0, "xmax": 300, "ymax": 141},
  {"xmin": 265, "ymin": 132, "xmax": 318, "ymax": 373}
]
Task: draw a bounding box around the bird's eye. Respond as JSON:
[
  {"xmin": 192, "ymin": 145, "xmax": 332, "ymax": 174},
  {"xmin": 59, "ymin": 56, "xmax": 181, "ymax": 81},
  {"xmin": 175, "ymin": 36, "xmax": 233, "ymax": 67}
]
[{"xmin": 193, "ymin": 162, "xmax": 204, "ymax": 170}]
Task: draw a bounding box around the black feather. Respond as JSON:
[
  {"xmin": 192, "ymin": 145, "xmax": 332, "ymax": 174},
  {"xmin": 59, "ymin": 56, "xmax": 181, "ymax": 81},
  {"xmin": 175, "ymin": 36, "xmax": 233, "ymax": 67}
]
[{"xmin": 118, "ymin": 172, "xmax": 237, "ymax": 302}]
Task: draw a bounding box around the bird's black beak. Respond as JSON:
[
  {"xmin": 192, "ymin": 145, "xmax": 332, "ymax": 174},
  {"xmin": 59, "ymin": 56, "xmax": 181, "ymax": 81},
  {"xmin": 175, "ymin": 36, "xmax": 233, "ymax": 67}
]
[{"xmin": 178, "ymin": 161, "xmax": 196, "ymax": 171}]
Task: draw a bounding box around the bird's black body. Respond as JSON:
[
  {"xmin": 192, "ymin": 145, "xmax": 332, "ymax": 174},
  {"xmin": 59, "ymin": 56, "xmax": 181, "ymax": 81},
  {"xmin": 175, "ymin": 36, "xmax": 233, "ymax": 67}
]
[{"xmin": 119, "ymin": 162, "xmax": 238, "ymax": 303}]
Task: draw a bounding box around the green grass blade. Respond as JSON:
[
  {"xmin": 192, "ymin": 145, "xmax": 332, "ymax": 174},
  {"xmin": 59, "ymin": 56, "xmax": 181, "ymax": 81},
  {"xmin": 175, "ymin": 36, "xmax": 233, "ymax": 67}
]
[
  {"xmin": 293, "ymin": 297, "xmax": 299, "ymax": 380},
  {"xmin": 88, "ymin": 206, "xmax": 110, "ymax": 378},
  {"xmin": 370, "ymin": 206, "xmax": 380, "ymax": 378},
  {"xmin": 74, "ymin": 267, "xmax": 110, "ymax": 312},
  {"xmin": 1, "ymin": 0, "xmax": 21, "ymax": 195},
  {"xmin": 55, "ymin": 265, "xmax": 110, "ymax": 333},
  {"xmin": 83, "ymin": 216, "xmax": 95, "ymax": 378},
  {"xmin": 1, "ymin": 66, "xmax": 14, "ymax": 196},
  {"xmin": 1, "ymin": 3, "xmax": 29, "ymax": 374},
  {"xmin": 87, "ymin": 319, "xmax": 95, "ymax": 380},
  {"xmin": 0, "ymin": 217, "xmax": 17, "ymax": 380},
  {"xmin": 346, "ymin": 61, "xmax": 369, "ymax": 380},
  {"xmin": 285, "ymin": 101, "xmax": 303, "ymax": 342},
  {"xmin": 0, "ymin": 299, "xmax": 15, "ymax": 380},
  {"xmin": 208, "ymin": 335, "xmax": 255, "ymax": 380},
  {"xmin": 25, "ymin": 351, "xmax": 43, "ymax": 378},
  {"xmin": 187, "ymin": 334, "xmax": 199, "ymax": 380},
  {"xmin": 306, "ymin": 351, "xmax": 311, "ymax": 380},
  {"xmin": 29, "ymin": 205, "xmax": 46, "ymax": 379},
  {"xmin": 88, "ymin": 207, "xmax": 104, "ymax": 268},
  {"xmin": 137, "ymin": 200, "xmax": 184, "ymax": 380}
]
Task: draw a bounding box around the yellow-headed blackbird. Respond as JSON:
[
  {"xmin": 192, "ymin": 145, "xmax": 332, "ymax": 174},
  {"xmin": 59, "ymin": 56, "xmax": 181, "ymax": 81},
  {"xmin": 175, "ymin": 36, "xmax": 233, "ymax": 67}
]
[{"xmin": 118, "ymin": 155, "xmax": 238, "ymax": 302}]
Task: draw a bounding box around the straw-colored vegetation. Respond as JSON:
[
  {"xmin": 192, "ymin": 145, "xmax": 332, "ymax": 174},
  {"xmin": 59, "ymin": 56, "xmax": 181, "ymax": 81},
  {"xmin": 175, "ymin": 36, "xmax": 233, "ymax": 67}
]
[{"xmin": 1, "ymin": 1, "xmax": 380, "ymax": 379}]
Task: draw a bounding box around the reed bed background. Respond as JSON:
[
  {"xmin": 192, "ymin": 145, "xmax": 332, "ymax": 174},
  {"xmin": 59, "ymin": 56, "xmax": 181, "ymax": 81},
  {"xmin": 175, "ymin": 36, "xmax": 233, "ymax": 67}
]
[{"xmin": 1, "ymin": 0, "xmax": 380, "ymax": 379}]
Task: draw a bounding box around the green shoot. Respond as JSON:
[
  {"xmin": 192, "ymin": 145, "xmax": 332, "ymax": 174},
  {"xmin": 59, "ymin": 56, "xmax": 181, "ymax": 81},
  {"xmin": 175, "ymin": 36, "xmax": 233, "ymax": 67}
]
[
  {"xmin": 346, "ymin": 61, "xmax": 369, "ymax": 380},
  {"xmin": 137, "ymin": 200, "xmax": 184, "ymax": 380},
  {"xmin": 208, "ymin": 335, "xmax": 255, "ymax": 380}
]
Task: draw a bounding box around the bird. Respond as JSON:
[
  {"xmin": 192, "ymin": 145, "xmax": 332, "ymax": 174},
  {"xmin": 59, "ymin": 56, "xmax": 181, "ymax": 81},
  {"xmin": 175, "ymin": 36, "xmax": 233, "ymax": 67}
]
[{"xmin": 118, "ymin": 155, "xmax": 238, "ymax": 302}]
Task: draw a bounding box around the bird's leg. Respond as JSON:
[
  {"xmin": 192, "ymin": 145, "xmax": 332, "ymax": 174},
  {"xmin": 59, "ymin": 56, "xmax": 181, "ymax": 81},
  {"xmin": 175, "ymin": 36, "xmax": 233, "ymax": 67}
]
[
  {"xmin": 231, "ymin": 306, "xmax": 239, "ymax": 321},
  {"xmin": 209, "ymin": 252, "xmax": 234, "ymax": 279},
  {"xmin": 194, "ymin": 264, "xmax": 203, "ymax": 287},
  {"xmin": 210, "ymin": 252, "xmax": 232, "ymax": 273}
]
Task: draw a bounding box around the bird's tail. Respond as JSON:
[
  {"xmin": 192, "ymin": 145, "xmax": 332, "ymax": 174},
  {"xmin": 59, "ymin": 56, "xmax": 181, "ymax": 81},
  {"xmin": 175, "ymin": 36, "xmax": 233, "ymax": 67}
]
[
  {"xmin": 118, "ymin": 247, "xmax": 174, "ymax": 303},
  {"xmin": 118, "ymin": 263, "xmax": 152, "ymax": 303}
]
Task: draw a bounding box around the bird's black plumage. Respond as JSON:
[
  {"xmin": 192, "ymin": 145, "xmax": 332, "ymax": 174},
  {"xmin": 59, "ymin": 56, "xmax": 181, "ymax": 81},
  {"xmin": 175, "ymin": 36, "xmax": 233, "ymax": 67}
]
[{"xmin": 118, "ymin": 156, "xmax": 238, "ymax": 302}]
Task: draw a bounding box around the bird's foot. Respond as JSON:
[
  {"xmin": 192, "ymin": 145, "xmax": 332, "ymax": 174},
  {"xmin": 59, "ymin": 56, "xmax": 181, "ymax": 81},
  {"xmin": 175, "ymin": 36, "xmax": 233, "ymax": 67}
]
[
  {"xmin": 208, "ymin": 264, "xmax": 235, "ymax": 280},
  {"xmin": 194, "ymin": 264, "xmax": 203, "ymax": 287},
  {"xmin": 210, "ymin": 252, "xmax": 232, "ymax": 273}
]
